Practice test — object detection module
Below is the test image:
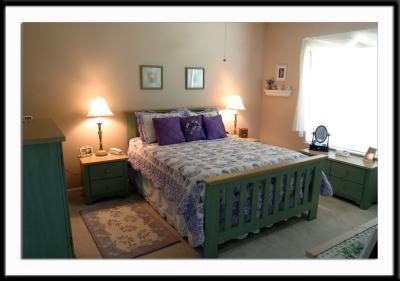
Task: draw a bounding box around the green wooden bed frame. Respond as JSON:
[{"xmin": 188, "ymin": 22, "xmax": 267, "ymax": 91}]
[{"xmin": 126, "ymin": 108, "xmax": 327, "ymax": 258}]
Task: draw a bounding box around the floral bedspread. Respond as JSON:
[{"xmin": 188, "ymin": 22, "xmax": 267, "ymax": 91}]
[{"xmin": 128, "ymin": 136, "xmax": 333, "ymax": 247}]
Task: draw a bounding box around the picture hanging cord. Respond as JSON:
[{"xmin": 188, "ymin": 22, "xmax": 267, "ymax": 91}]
[{"xmin": 223, "ymin": 23, "xmax": 227, "ymax": 62}]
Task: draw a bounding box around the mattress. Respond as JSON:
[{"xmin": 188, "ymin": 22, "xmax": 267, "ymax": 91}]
[{"xmin": 128, "ymin": 136, "xmax": 333, "ymax": 247}]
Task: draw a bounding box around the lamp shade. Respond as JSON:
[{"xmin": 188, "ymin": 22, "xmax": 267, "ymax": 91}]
[
  {"xmin": 226, "ymin": 95, "xmax": 246, "ymax": 110},
  {"xmin": 87, "ymin": 97, "xmax": 114, "ymax": 117}
]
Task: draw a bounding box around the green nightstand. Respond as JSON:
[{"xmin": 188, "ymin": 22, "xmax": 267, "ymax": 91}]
[
  {"xmin": 300, "ymin": 148, "xmax": 377, "ymax": 210},
  {"xmin": 80, "ymin": 153, "xmax": 129, "ymax": 204}
]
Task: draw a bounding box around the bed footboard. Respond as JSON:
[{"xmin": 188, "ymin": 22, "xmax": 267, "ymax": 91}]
[{"xmin": 202, "ymin": 154, "xmax": 326, "ymax": 258}]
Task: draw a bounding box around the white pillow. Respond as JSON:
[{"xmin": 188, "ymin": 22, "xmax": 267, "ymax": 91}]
[{"xmin": 185, "ymin": 108, "xmax": 219, "ymax": 117}]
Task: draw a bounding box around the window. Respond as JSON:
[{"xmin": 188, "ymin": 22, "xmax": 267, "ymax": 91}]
[{"xmin": 293, "ymin": 29, "xmax": 377, "ymax": 154}]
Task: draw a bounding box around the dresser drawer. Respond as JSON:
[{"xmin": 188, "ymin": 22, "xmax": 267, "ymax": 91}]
[
  {"xmin": 89, "ymin": 161, "xmax": 126, "ymax": 180},
  {"xmin": 330, "ymin": 162, "xmax": 366, "ymax": 184},
  {"xmin": 330, "ymin": 176, "xmax": 363, "ymax": 201},
  {"xmin": 91, "ymin": 177, "xmax": 126, "ymax": 196}
]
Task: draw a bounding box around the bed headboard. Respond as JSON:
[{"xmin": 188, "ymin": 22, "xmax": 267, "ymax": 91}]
[{"xmin": 125, "ymin": 107, "xmax": 216, "ymax": 142}]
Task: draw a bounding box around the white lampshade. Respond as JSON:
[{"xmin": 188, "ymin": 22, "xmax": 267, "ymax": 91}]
[
  {"xmin": 226, "ymin": 95, "xmax": 246, "ymax": 110},
  {"xmin": 87, "ymin": 97, "xmax": 114, "ymax": 117}
]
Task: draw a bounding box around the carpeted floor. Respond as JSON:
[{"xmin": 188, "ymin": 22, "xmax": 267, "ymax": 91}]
[{"xmin": 68, "ymin": 188, "xmax": 377, "ymax": 259}]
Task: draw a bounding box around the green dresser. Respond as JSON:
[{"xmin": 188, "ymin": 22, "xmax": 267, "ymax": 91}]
[
  {"xmin": 23, "ymin": 119, "xmax": 74, "ymax": 258},
  {"xmin": 301, "ymin": 148, "xmax": 377, "ymax": 210}
]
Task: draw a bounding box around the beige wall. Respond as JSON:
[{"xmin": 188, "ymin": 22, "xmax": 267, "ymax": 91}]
[
  {"xmin": 261, "ymin": 22, "xmax": 378, "ymax": 150},
  {"xmin": 22, "ymin": 23, "xmax": 266, "ymax": 188}
]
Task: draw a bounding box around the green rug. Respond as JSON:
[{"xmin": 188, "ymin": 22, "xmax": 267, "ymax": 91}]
[{"xmin": 80, "ymin": 199, "xmax": 180, "ymax": 258}]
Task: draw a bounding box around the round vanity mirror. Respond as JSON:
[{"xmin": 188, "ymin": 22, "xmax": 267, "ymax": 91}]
[{"xmin": 315, "ymin": 125, "xmax": 328, "ymax": 143}]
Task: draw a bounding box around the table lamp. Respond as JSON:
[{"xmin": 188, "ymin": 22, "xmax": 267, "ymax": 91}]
[
  {"xmin": 226, "ymin": 95, "xmax": 246, "ymax": 135},
  {"xmin": 87, "ymin": 97, "xmax": 114, "ymax": 157}
]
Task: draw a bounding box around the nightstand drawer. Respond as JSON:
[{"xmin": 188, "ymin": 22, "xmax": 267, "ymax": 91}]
[
  {"xmin": 91, "ymin": 177, "xmax": 126, "ymax": 196},
  {"xmin": 330, "ymin": 162, "xmax": 365, "ymax": 184},
  {"xmin": 331, "ymin": 176, "xmax": 363, "ymax": 201},
  {"xmin": 89, "ymin": 161, "xmax": 126, "ymax": 180}
]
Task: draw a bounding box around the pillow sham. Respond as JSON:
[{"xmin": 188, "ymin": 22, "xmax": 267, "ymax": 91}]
[
  {"xmin": 202, "ymin": 114, "xmax": 227, "ymax": 140},
  {"xmin": 135, "ymin": 111, "xmax": 183, "ymax": 143},
  {"xmin": 181, "ymin": 107, "xmax": 219, "ymax": 117},
  {"xmin": 180, "ymin": 115, "xmax": 206, "ymax": 142},
  {"xmin": 152, "ymin": 117, "xmax": 186, "ymax": 146}
]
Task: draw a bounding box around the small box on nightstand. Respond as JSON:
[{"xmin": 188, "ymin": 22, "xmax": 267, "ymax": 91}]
[{"xmin": 239, "ymin": 128, "xmax": 248, "ymax": 138}]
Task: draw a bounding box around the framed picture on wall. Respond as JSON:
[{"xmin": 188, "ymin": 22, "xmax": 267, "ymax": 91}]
[
  {"xmin": 276, "ymin": 64, "xmax": 287, "ymax": 81},
  {"xmin": 185, "ymin": 67, "xmax": 204, "ymax": 89},
  {"xmin": 140, "ymin": 65, "xmax": 163, "ymax": 89}
]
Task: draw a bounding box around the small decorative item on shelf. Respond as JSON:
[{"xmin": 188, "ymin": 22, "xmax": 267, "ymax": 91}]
[
  {"xmin": 363, "ymin": 147, "xmax": 377, "ymax": 162},
  {"xmin": 239, "ymin": 128, "xmax": 248, "ymax": 138},
  {"xmin": 266, "ymin": 79, "xmax": 274, "ymax": 90}
]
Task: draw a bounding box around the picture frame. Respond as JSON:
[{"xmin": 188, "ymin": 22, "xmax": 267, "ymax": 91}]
[
  {"xmin": 140, "ymin": 65, "xmax": 163, "ymax": 89},
  {"xmin": 185, "ymin": 67, "xmax": 204, "ymax": 89},
  {"xmin": 363, "ymin": 147, "xmax": 377, "ymax": 162},
  {"xmin": 79, "ymin": 146, "xmax": 93, "ymax": 158},
  {"xmin": 276, "ymin": 64, "xmax": 287, "ymax": 81}
]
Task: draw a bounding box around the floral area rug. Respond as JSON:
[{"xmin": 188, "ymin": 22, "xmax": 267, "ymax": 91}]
[{"xmin": 80, "ymin": 199, "xmax": 180, "ymax": 258}]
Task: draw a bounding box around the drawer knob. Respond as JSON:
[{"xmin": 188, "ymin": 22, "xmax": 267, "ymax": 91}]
[{"xmin": 104, "ymin": 169, "xmax": 111, "ymax": 174}]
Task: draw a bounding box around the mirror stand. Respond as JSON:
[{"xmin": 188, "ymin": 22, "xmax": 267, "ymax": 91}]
[{"xmin": 310, "ymin": 125, "xmax": 330, "ymax": 152}]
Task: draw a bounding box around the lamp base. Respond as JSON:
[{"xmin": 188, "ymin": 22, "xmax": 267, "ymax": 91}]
[{"xmin": 95, "ymin": 150, "xmax": 108, "ymax": 157}]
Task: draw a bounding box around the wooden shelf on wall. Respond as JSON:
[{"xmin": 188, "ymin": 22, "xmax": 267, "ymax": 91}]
[{"xmin": 264, "ymin": 89, "xmax": 292, "ymax": 97}]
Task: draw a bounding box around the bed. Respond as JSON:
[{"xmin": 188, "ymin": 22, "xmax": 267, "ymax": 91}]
[{"xmin": 125, "ymin": 108, "xmax": 332, "ymax": 258}]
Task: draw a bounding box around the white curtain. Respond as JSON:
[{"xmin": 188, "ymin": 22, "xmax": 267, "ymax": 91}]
[{"xmin": 293, "ymin": 28, "xmax": 377, "ymax": 153}]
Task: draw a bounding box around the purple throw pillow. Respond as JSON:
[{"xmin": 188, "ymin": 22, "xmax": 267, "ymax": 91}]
[
  {"xmin": 202, "ymin": 114, "xmax": 227, "ymax": 140},
  {"xmin": 180, "ymin": 116, "xmax": 206, "ymax": 142},
  {"xmin": 152, "ymin": 117, "xmax": 186, "ymax": 146}
]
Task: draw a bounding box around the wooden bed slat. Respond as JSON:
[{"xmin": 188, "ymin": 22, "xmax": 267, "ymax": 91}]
[
  {"xmin": 303, "ymin": 169, "xmax": 312, "ymax": 204},
  {"xmin": 294, "ymin": 170, "xmax": 302, "ymax": 207},
  {"xmin": 250, "ymin": 181, "xmax": 260, "ymax": 222},
  {"xmin": 284, "ymin": 173, "xmax": 293, "ymax": 211},
  {"xmin": 273, "ymin": 175, "xmax": 282, "ymax": 215},
  {"xmin": 238, "ymin": 184, "xmax": 246, "ymax": 226},
  {"xmin": 224, "ymin": 186, "xmax": 234, "ymax": 232},
  {"xmin": 262, "ymin": 177, "xmax": 271, "ymax": 220}
]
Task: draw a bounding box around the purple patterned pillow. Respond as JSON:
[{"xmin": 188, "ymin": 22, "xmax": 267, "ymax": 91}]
[
  {"xmin": 135, "ymin": 111, "xmax": 183, "ymax": 143},
  {"xmin": 180, "ymin": 116, "xmax": 206, "ymax": 142},
  {"xmin": 152, "ymin": 117, "xmax": 186, "ymax": 146},
  {"xmin": 202, "ymin": 114, "xmax": 227, "ymax": 140}
]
